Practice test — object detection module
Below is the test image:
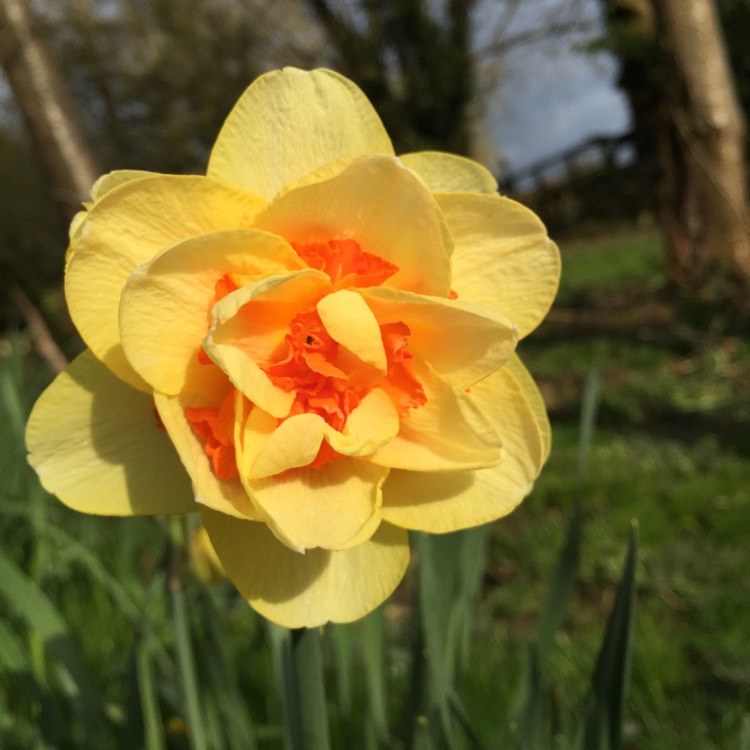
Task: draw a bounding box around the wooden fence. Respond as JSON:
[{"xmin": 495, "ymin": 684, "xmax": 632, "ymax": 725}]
[{"xmin": 498, "ymin": 131, "xmax": 656, "ymax": 234}]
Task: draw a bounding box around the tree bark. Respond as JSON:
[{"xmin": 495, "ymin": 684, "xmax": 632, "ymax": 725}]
[
  {"xmin": 0, "ymin": 0, "xmax": 101, "ymax": 218},
  {"xmin": 652, "ymin": 0, "xmax": 750, "ymax": 310}
]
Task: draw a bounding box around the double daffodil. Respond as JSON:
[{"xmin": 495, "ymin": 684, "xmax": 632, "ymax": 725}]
[{"xmin": 26, "ymin": 68, "xmax": 560, "ymax": 627}]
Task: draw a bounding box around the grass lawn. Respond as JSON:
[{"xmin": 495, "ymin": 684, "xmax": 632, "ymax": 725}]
[
  {"xmin": 1, "ymin": 226, "xmax": 748, "ymax": 748},
  {"xmin": 485, "ymin": 228, "xmax": 750, "ymax": 749}
]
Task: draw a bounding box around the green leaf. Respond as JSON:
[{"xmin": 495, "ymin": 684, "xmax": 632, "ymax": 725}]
[
  {"xmin": 455, "ymin": 526, "xmax": 490, "ymax": 673},
  {"xmin": 0, "ymin": 618, "xmax": 28, "ymax": 673},
  {"xmin": 534, "ymin": 499, "xmax": 583, "ymax": 657},
  {"xmin": 416, "ymin": 531, "xmax": 462, "ymax": 738},
  {"xmin": 580, "ymin": 523, "xmax": 639, "ymax": 750},
  {"xmin": 517, "ymin": 649, "xmax": 544, "ymax": 750}
]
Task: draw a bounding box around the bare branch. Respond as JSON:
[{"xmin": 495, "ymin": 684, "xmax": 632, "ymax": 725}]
[{"xmin": 9, "ymin": 282, "xmax": 68, "ymax": 374}]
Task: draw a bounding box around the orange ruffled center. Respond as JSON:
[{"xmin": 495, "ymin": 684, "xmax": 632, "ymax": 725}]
[
  {"xmin": 185, "ymin": 390, "xmax": 238, "ymax": 481},
  {"xmin": 186, "ymin": 239, "xmax": 425, "ymax": 478},
  {"xmin": 261, "ymin": 310, "xmax": 425, "ymax": 469},
  {"xmin": 293, "ymin": 238, "xmax": 399, "ymax": 288}
]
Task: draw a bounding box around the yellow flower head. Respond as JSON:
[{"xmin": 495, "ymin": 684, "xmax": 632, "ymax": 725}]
[{"xmin": 26, "ymin": 68, "xmax": 560, "ymax": 628}]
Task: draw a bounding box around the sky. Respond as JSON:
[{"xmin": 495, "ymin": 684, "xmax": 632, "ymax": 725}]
[{"xmin": 481, "ymin": 0, "xmax": 631, "ymax": 175}]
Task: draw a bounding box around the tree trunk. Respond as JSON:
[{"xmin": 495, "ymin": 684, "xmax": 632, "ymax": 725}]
[
  {"xmin": 652, "ymin": 0, "xmax": 750, "ymax": 312},
  {"xmin": 0, "ymin": 0, "xmax": 101, "ymax": 218}
]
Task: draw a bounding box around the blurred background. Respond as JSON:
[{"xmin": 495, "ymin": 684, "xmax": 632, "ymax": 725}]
[{"xmin": 0, "ymin": 1, "xmax": 748, "ymax": 748}]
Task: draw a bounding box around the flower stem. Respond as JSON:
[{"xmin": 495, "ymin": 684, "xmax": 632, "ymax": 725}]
[{"xmin": 273, "ymin": 625, "xmax": 331, "ymax": 750}]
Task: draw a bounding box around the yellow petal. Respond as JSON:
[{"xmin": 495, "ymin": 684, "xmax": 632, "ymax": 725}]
[
  {"xmin": 369, "ymin": 361, "xmax": 502, "ymax": 471},
  {"xmin": 120, "ymin": 228, "xmax": 304, "ymax": 397},
  {"xmin": 239, "ymin": 409, "xmax": 323, "ymax": 480},
  {"xmin": 381, "ymin": 364, "xmax": 545, "ymax": 532},
  {"xmin": 439, "ymin": 193, "xmax": 561, "ymax": 338},
  {"xmin": 66, "ymin": 175, "xmax": 265, "ymax": 390},
  {"xmin": 240, "ymin": 389, "xmax": 399, "ymax": 480},
  {"xmin": 504, "ymin": 353, "xmax": 552, "ymax": 462},
  {"xmin": 255, "ymin": 154, "xmax": 452, "ymax": 296},
  {"xmin": 205, "ymin": 270, "xmax": 331, "ymax": 418},
  {"xmin": 89, "ymin": 170, "xmax": 161, "ymax": 202},
  {"xmin": 67, "ymin": 210, "xmax": 87, "ymax": 260},
  {"xmin": 244, "ymin": 456, "xmax": 388, "ymax": 552},
  {"xmin": 317, "ymin": 289, "xmax": 387, "ymax": 373},
  {"xmin": 154, "ymin": 391, "xmax": 260, "ymax": 520},
  {"xmin": 400, "ymin": 151, "xmax": 498, "ymax": 194},
  {"xmin": 25, "ymin": 350, "xmax": 193, "ymax": 516},
  {"xmin": 361, "ymin": 287, "xmax": 518, "ymax": 388},
  {"xmin": 201, "ymin": 509, "xmax": 409, "ymax": 627},
  {"xmin": 208, "ymin": 68, "xmax": 394, "ymax": 199},
  {"xmin": 68, "ymin": 172, "xmax": 159, "ymax": 263},
  {"xmin": 326, "ymin": 388, "xmax": 399, "ymax": 456}
]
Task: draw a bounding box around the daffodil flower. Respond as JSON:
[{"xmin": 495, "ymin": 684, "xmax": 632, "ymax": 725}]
[{"xmin": 26, "ymin": 68, "xmax": 560, "ymax": 628}]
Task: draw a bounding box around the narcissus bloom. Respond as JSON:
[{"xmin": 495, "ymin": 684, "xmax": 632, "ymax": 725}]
[{"xmin": 26, "ymin": 68, "xmax": 560, "ymax": 628}]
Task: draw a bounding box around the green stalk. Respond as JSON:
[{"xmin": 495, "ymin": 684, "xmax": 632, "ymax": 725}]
[
  {"xmin": 291, "ymin": 627, "xmax": 331, "ymax": 750},
  {"xmin": 272, "ymin": 624, "xmax": 331, "ymax": 750}
]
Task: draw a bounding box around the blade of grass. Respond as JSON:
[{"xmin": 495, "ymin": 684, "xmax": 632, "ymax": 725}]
[
  {"xmin": 43, "ymin": 524, "xmax": 142, "ymax": 622},
  {"xmin": 0, "ymin": 344, "xmax": 27, "ymax": 439},
  {"xmin": 578, "ymin": 367, "xmax": 601, "ymax": 485},
  {"xmin": 168, "ymin": 519, "xmax": 207, "ymax": 750},
  {"xmin": 137, "ymin": 635, "xmax": 167, "ymax": 750},
  {"xmin": 740, "ymin": 714, "xmax": 750, "ymax": 750}
]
